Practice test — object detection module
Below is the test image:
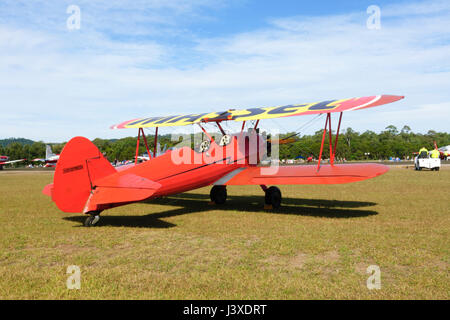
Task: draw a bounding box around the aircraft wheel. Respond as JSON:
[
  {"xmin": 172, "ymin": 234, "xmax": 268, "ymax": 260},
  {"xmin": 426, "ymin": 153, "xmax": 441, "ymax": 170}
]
[
  {"xmin": 210, "ymin": 185, "xmax": 227, "ymax": 205},
  {"xmin": 265, "ymin": 186, "xmax": 282, "ymax": 209},
  {"xmin": 84, "ymin": 212, "xmax": 101, "ymax": 227}
]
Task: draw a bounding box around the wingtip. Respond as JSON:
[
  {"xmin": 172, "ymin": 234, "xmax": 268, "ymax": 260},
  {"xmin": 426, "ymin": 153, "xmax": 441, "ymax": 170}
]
[
  {"xmin": 385, "ymin": 94, "xmax": 405, "ymax": 101},
  {"xmin": 109, "ymin": 118, "xmax": 141, "ymax": 130}
]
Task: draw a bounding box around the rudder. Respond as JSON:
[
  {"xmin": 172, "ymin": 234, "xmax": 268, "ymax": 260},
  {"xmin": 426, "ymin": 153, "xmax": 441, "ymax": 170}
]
[{"xmin": 51, "ymin": 137, "xmax": 116, "ymax": 213}]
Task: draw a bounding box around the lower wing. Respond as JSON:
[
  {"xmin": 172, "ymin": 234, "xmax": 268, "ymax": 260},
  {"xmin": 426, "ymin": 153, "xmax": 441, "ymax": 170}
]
[
  {"xmin": 213, "ymin": 164, "xmax": 389, "ymax": 185},
  {"xmin": 0, "ymin": 159, "xmax": 25, "ymax": 165}
]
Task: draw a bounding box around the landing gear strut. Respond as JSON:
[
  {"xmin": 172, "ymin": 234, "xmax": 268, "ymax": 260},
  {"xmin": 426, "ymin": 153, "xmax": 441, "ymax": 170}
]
[
  {"xmin": 84, "ymin": 211, "xmax": 101, "ymax": 227},
  {"xmin": 210, "ymin": 185, "xmax": 227, "ymax": 205},
  {"xmin": 264, "ymin": 186, "xmax": 282, "ymax": 209}
]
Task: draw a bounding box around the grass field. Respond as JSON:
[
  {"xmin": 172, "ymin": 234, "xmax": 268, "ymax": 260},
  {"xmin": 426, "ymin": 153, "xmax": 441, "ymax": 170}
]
[{"xmin": 0, "ymin": 166, "xmax": 448, "ymax": 299}]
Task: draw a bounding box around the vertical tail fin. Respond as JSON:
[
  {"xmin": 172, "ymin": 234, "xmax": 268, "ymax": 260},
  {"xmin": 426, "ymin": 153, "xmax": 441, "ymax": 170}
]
[
  {"xmin": 46, "ymin": 145, "xmax": 56, "ymax": 159},
  {"xmin": 50, "ymin": 137, "xmax": 116, "ymax": 213}
]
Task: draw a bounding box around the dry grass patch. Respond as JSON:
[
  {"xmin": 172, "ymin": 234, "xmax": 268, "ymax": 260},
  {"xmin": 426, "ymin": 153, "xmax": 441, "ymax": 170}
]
[{"xmin": 0, "ymin": 167, "xmax": 448, "ymax": 299}]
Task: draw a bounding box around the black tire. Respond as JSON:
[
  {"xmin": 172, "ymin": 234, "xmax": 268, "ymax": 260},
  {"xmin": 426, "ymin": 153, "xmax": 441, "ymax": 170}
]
[
  {"xmin": 265, "ymin": 186, "xmax": 282, "ymax": 209},
  {"xmin": 435, "ymin": 167, "xmax": 440, "ymax": 171},
  {"xmin": 83, "ymin": 211, "xmax": 101, "ymax": 227},
  {"xmin": 210, "ymin": 186, "xmax": 227, "ymax": 205}
]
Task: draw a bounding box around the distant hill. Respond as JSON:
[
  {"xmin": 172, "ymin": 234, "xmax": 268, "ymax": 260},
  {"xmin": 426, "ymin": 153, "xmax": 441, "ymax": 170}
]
[{"xmin": 0, "ymin": 138, "xmax": 35, "ymax": 147}]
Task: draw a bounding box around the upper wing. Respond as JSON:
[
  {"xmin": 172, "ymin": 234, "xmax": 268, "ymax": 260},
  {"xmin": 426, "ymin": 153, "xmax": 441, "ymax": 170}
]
[
  {"xmin": 111, "ymin": 95, "xmax": 404, "ymax": 129},
  {"xmin": 213, "ymin": 163, "xmax": 389, "ymax": 186}
]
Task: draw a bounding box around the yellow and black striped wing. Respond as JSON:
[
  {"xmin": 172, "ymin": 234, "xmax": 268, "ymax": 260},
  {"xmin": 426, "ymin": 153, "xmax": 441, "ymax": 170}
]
[{"xmin": 111, "ymin": 95, "xmax": 403, "ymax": 129}]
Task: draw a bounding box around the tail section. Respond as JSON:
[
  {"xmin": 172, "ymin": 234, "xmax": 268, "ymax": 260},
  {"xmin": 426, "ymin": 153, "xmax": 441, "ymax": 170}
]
[
  {"xmin": 44, "ymin": 136, "xmax": 161, "ymax": 213},
  {"xmin": 46, "ymin": 145, "xmax": 56, "ymax": 160},
  {"xmin": 51, "ymin": 137, "xmax": 116, "ymax": 213}
]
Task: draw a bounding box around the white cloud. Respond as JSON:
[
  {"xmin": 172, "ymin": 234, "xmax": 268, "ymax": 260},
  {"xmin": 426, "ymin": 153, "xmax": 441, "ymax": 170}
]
[
  {"xmin": 382, "ymin": 0, "xmax": 450, "ymax": 17},
  {"xmin": 0, "ymin": 0, "xmax": 449, "ymax": 142}
]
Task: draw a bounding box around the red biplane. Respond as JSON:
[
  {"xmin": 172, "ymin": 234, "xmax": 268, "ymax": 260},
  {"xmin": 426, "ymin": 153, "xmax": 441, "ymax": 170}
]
[{"xmin": 43, "ymin": 95, "xmax": 404, "ymax": 226}]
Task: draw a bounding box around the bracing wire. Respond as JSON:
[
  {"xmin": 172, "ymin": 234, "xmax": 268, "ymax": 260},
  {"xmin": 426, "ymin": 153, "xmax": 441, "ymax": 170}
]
[{"xmin": 270, "ymin": 113, "xmax": 324, "ymax": 140}]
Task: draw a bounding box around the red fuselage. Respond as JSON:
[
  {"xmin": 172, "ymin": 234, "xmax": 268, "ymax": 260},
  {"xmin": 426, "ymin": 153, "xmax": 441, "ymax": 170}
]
[{"xmin": 112, "ymin": 132, "xmax": 265, "ymax": 198}]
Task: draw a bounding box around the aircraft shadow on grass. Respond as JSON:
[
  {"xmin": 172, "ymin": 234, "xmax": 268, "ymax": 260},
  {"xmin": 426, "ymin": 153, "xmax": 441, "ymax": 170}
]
[{"xmin": 64, "ymin": 193, "xmax": 378, "ymax": 228}]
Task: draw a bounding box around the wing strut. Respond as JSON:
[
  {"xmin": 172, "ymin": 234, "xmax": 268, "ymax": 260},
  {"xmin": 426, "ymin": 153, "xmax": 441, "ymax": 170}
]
[
  {"xmin": 332, "ymin": 112, "xmax": 343, "ymax": 164},
  {"xmin": 153, "ymin": 127, "xmax": 159, "ymax": 157},
  {"xmin": 241, "ymin": 121, "xmax": 246, "ymax": 132},
  {"xmin": 254, "ymin": 120, "xmax": 260, "ymax": 132},
  {"xmin": 317, "ymin": 112, "xmax": 344, "ymax": 171},
  {"xmin": 317, "ymin": 114, "xmax": 329, "ymax": 171},
  {"xmin": 216, "ymin": 121, "xmax": 226, "ymax": 135},
  {"xmin": 135, "ymin": 128, "xmax": 151, "ymax": 165},
  {"xmin": 198, "ymin": 123, "xmax": 215, "ymax": 143}
]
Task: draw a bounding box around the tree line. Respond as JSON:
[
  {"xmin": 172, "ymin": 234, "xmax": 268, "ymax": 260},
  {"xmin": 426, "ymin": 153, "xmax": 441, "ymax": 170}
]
[
  {"xmin": 278, "ymin": 125, "xmax": 449, "ymax": 161},
  {"xmin": 0, "ymin": 125, "xmax": 448, "ymax": 164}
]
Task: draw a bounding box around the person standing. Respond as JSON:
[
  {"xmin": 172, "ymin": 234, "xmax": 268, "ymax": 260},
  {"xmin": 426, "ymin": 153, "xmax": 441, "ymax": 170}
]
[
  {"xmin": 430, "ymin": 149, "xmax": 440, "ymax": 158},
  {"xmin": 418, "ymin": 147, "xmax": 428, "ymax": 158}
]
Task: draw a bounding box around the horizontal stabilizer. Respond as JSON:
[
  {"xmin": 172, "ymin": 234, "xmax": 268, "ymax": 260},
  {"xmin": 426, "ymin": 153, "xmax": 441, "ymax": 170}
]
[
  {"xmin": 42, "ymin": 183, "xmax": 54, "ymax": 197},
  {"xmin": 84, "ymin": 174, "xmax": 161, "ymax": 212},
  {"xmin": 94, "ymin": 173, "xmax": 161, "ymax": 190}
]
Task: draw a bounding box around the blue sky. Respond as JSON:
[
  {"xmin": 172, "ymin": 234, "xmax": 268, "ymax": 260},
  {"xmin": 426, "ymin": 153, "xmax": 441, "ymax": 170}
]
[{"xmin": 0, "ymin": 0, "xmax": 449, "ymax": 142}]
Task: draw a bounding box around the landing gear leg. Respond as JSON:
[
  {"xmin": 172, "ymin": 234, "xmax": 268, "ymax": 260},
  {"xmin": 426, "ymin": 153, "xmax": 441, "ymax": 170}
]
[
  {"xmin": 210, "ymin": 185, "xmax": 227, "ymax": 205},
  {"xmin": 264, "ymin": 186, "xmax": 282, "ymax": 209},
  {"xmin": 84, "ymin": 211, "xmax": 101, "ymax": 227}
]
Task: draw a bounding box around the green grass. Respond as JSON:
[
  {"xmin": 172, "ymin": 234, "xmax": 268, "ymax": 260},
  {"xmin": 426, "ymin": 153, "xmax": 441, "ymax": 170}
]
[{"xmin": 0, "ymin": 167, "xmax": 448, "ymax": 299}]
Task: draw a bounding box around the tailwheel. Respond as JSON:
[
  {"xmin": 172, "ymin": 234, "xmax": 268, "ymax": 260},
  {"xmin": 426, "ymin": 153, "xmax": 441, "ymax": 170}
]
[
  {"xmin": 264, "ymin": 186, "xmax": 282, "ymax": 209},
  {"xmin": 84, "ymin": 211, "xmax": 101, "ymax": 227},
  {"xmin": 210, "ymin": 185, "xmax": 227, "ymax": 205}
]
